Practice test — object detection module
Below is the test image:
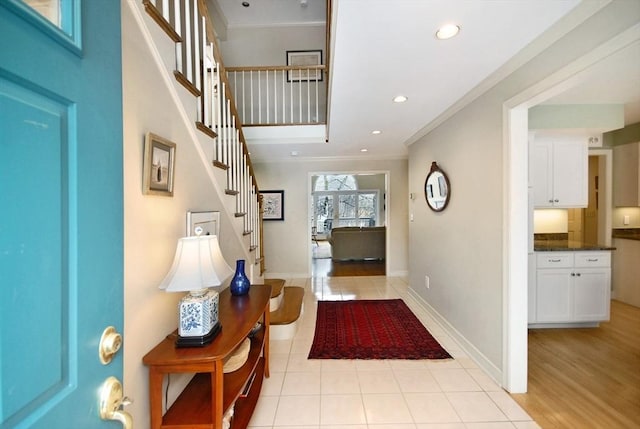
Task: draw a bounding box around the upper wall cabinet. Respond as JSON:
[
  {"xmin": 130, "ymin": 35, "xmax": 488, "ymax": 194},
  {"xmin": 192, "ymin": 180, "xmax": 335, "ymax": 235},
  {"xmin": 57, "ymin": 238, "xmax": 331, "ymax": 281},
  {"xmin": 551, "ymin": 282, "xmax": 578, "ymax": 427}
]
[
  {"xmin": 613, "ymin": 142, "xmax": 640, "ymax": 207},
  {"xmin": 530, "ymin": 134, "xmax": 588, "ymax": 208}
]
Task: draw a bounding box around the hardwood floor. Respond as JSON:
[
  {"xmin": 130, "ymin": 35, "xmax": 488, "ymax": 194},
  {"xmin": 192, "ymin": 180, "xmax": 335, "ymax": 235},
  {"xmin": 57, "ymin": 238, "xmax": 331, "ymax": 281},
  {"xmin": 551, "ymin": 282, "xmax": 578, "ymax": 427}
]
[
  {"xmin": 512, "ymin": 299, "xmax": 640, "ymax": 428},
  {"xmin": 311, "ymin": 241, "xmax": 385, "ymax": 277},
  {"xmin": 313, "ymin": 257, "xmax": 385, "ymax": 277}
]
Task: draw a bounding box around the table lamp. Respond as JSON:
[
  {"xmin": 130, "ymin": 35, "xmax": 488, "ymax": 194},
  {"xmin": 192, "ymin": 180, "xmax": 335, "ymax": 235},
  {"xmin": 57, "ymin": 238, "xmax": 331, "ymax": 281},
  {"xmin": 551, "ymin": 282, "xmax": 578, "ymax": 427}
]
[{"xmin": 159, "ymin": 235, "xmax": 233, "ymax": 347}]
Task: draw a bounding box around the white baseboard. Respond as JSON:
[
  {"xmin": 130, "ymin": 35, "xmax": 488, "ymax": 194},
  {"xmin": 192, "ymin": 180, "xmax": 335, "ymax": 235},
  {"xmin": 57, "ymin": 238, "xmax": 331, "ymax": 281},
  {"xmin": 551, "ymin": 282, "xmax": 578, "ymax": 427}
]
[
  {"xmin": 264, "ymin": 272, "xmax": 309, "ymax": 280},
  {"xmin": 266, "ymin": 272, "xmax": 408, "ymax": 279},
  {"xmin": 388, "ymin": 270, "xmax": 409, "ymax": 277},
  {"xmin": 408, "ymin": 287, "xmax": 503, "ymax": 386}
]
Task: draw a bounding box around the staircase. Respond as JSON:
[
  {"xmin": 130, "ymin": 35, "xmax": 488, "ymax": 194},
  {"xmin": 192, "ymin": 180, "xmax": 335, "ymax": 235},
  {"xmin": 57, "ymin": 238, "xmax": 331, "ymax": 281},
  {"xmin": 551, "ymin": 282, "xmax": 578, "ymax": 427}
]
[
  {"xmin": 137, "ymin": 0, "xmax": 262, "ymax": 271},
  {"xmin": 136, "ymin": 0, "xmax": 304, "ymax": 339},
  {"xmin": 265, "ymin": 279, "xmax": 305, "ymax": 340}
]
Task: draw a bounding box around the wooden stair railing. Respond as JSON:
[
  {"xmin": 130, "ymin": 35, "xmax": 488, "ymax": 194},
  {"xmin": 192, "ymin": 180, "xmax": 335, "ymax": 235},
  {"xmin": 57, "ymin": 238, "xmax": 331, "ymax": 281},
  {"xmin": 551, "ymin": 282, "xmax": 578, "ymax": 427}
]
[
  {"xmin": 225, "ymin": 65, "xmax": 327, "ymax": 126},
  {"xmin": 142, "ymin": 0, "xmax": 264, "ymax": 272}
]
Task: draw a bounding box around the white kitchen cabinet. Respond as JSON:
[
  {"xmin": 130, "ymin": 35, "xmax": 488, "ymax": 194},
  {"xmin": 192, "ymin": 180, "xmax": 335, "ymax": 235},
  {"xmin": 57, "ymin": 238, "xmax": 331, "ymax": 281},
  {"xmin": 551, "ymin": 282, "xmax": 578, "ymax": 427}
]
[
  {"xmin": 536, "ymin": 267, "xmax": 573, "ymax": 322},
  {"xmin": 573, "ymin": 268, "xmax": 611, "ymax": 321},
  {"xmin": 613, "ymin": 142, "xmax": 640, "ymax": 207},
  {"xmin": 531, "ymin": 251, "xmax": 610, "ymax": 325},
  {"xmin": 531, "ymin": 135, "xmax": 588, "ymax": 208}
]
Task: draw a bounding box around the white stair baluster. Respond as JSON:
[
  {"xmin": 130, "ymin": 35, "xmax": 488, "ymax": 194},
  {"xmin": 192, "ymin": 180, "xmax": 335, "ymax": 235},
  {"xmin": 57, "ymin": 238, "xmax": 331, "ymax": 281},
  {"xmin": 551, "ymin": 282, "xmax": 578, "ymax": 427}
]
[
  {"xmin": 250, "ymin": 70, "xmax": 254, "ymax": 125},
  {"xmin": 298, "ymin": 69, "xmax": 302, "ymax": 123},
  {"xmin": 273, "ymin": 69, "xmax": 277, "ymax": 124},
  {"xmin": 258, "ymin": 70, "xmax": 262, "ymax": 125},
  {"xmin": 241, "ymin": 70, "xmax": 246, "ymax": 124},
  {"xmin": 307, "ymin": 72, "xmax": 310, "ymax": 123}
]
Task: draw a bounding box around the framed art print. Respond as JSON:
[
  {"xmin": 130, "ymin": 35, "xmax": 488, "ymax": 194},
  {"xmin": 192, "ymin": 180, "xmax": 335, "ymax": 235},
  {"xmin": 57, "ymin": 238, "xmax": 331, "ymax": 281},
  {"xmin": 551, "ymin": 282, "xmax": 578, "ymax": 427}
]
[
  {"xmin": 261, "ymin": 190, "xmax": 285, "ymax": 221},
  {"xmin": 143, "ymin": 132, "xmax": 176, "ymax": 196},
  {"xmin": 286, "ymin": 50, "xmax": 323, "ymax": 82}
]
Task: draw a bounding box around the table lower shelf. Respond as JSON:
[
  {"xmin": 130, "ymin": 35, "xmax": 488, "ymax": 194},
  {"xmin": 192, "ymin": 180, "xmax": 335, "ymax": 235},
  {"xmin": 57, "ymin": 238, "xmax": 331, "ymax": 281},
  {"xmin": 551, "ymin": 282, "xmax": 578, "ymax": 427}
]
[
  {"xmin": 161, "ymin": 331, "xmax": 266, "ymax": 428},
  {"xmin": 231, "ymin": 357, "xmax": 264, "ymax": 429},
  {"xmin": 160, "ymin": 357, "xmax": 265, "ymax": 428}
]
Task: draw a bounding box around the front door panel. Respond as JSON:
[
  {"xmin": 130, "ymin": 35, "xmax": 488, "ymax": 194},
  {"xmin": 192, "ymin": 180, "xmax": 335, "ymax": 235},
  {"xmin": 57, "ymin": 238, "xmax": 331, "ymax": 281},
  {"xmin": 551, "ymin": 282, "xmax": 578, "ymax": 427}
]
[{"xmin": 1, "ymin": 77, "xmax": 74, "ymax": 427}]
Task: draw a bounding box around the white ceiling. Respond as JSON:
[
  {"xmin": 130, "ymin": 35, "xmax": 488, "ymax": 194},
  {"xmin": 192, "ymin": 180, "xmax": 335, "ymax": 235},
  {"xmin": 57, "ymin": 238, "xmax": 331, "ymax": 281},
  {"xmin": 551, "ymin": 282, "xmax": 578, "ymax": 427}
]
[
  {"xmin": 214, "ymin": 0, "xmax": 326, "ymax": 27},
  {"xmin": 214, "ymin": 0, "xmax": 640, "ymax": 161}
]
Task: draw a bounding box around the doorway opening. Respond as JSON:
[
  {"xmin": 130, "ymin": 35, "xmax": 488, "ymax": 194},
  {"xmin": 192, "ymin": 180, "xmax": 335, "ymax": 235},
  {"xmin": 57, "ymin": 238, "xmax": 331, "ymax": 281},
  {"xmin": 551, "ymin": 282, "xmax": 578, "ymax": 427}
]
[{"xmin": 309, "ymin": 172, "xmax": 388, "ymax": 277}]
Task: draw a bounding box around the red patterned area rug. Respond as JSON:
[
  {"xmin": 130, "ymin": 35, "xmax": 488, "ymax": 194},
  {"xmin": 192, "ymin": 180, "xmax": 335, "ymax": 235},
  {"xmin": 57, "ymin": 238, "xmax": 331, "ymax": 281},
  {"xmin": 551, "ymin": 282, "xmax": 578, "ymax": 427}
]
[{"xmin": 308, "ymin": 299, "xmax": 452, "ymax": 360}]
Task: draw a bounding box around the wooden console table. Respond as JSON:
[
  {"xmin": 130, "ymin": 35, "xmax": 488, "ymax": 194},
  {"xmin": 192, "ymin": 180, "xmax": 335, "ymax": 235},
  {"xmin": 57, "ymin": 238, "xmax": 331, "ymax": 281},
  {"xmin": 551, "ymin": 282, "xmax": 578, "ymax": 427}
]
[{"xmin": 142, "ymin": 285, "xmax": 271, "ymax": 429}]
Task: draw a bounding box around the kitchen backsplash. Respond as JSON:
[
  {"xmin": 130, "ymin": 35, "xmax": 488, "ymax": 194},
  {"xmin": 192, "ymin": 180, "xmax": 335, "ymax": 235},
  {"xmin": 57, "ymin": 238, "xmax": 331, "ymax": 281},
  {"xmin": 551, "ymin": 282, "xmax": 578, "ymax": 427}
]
[
  {"xmin": 533, "ymin": 209, "xmax": 568, "ymax": 233},
  {"xmin": 535, "ymin": 207, "xmax": 640, "ymax": 232}
]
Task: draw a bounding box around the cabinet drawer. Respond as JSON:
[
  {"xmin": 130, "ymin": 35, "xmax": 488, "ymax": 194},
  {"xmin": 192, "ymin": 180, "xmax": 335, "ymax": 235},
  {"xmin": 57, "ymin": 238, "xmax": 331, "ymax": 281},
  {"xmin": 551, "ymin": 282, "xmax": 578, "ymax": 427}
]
[
  {"xmin": 574, "ymin": 252, "xmax": 610, "ymax": 268},
  {"xmin": 536, "ymin": 252, "xmax": 573, "ymax": 268}
]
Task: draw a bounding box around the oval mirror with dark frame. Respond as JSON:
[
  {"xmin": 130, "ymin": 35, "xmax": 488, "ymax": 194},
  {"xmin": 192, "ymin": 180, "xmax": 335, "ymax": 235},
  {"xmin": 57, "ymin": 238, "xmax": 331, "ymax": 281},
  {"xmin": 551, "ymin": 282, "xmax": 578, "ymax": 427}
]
[{"xmin": 424, "ymin": 162, "xmax": 451, "ymax": 212}]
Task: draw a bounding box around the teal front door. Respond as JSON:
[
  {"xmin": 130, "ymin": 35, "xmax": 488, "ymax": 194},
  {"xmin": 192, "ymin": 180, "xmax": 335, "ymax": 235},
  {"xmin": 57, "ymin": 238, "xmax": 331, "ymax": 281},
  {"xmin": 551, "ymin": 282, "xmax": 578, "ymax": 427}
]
[{"xmin": 0, "ymin": 1, "xmax": 124, "ymax": 428}]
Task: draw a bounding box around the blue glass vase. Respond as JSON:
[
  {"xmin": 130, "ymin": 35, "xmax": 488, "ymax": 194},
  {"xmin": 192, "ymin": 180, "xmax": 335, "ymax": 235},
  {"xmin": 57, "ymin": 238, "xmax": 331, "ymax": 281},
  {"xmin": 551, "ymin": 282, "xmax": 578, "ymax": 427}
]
[{"xmin": 230, "ymin": 259, "xmax": 250, "ymax": 296}]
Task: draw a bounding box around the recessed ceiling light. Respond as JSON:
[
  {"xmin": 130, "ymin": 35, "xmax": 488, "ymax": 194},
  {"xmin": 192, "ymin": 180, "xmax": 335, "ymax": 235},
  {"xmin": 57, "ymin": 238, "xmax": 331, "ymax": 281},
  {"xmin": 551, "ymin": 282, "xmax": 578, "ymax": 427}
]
[
  {"xmin": 290, "ymin": 150, "xmax": 299, "ymax": 156},
  {"xmin": 360, "ymin": 148, "xmax": 368, "ymax": 152},
  {"xmin": 372, "ymin": 130, "xmax": 381, "ymax": 135},
  {"xmin": 393, "ymin": 95, "xmax": 408, "ymax": 103},
  {"xmin": 436, "ymin": 24, "xmax": 460, "ymax": 40},
  {"xmin": 242, "ymin": 1, "xmax": 250, "ymax": 7}
]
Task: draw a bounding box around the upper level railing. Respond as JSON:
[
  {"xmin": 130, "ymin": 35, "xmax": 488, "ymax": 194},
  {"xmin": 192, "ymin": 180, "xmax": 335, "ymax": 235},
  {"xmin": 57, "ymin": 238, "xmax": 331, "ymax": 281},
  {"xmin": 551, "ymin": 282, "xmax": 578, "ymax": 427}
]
[{"xmin": 225, "ymin": 65, "xmax": 327, "ymax": 126}]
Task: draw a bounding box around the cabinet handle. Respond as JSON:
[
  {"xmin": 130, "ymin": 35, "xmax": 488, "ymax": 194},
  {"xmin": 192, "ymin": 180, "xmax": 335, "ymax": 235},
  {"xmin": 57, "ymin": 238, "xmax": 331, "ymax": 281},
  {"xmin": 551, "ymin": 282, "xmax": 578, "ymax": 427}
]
[
  {"xmin": 548, "ymin": 199, "xmax": 554, "ymax": 203},
  {"xmin": 554, "ymin": 199, "xmax": 559, "ymax": 202},
  {"xmin": 549, "ymin": 259, "xmax": 561, "ymax": 262},
  {"xmin": 576, "ymin": 273, "xmax": 581, "ymax": 277},
  {"xmin": 586, "ymin": 258, "xmax": 598, "ymax": 262},
  {"xmin": 571, "ymin": 273, "xmax": 575, "ymax": 276}
]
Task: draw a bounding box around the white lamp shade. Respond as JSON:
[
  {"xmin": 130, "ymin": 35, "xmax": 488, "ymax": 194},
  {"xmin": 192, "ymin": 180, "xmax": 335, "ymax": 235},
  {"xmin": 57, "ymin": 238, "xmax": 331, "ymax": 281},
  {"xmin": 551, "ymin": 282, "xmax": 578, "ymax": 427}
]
[{"xmin": 159, "ymin": 235, "xmax": 233, "ymax": 292}]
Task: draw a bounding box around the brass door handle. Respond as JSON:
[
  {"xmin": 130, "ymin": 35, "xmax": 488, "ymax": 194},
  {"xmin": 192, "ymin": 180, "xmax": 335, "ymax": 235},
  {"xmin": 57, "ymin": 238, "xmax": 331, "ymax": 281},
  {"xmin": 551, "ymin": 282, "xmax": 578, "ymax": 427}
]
[{"xmin": 99, "ymin": 376, "xmax": 133, "ymax": 428}]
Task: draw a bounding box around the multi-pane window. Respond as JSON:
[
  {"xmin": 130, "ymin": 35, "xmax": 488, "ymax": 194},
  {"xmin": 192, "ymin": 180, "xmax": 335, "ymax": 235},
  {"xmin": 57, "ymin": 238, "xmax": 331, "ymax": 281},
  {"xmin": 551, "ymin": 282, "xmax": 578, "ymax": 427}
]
[
  {"xmin": 312, "ymin": 175, "xmax": 379, "ymax": 234},
  {"xmin": 358, "ymin": 193, "xmax": 376, "ymax": 221},
  {"xmin": 314, "ymin": 174, "xmax": 357, "ymax": 191}
]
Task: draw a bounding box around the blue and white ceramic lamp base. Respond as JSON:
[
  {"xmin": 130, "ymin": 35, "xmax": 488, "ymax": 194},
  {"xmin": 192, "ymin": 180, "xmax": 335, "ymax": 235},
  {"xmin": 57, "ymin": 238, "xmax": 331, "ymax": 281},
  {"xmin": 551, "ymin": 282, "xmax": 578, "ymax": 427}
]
[{"xmin": 176, "ymin": 289, "xmax": 220, "ymax": 347}]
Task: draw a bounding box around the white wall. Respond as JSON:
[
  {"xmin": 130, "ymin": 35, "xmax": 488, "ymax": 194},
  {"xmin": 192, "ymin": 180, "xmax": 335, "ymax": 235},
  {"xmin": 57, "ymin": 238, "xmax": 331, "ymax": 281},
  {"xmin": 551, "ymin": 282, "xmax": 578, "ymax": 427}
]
[
  {"xmin": 121, "ymin": 1, "xmax": 251, "ymax": 423},
  {"xmin": 219, "ymin": 25, "xmax": 326, "ymax": 66},
  {"xmin": 407, "ymin": 1, "xmax": 640, "ymax": 380},
  {"xmin": 408, "ymin": 100, "xmax": 505, "ymax": 368},
  {"xmin": 254, "ymin": 158, "xmax": 408, "ymax": 277}
]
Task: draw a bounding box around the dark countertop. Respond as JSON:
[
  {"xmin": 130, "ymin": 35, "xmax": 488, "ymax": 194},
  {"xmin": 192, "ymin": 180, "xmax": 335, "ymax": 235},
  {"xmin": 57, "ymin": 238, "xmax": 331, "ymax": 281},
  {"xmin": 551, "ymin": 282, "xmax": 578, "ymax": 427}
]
[
  {"xmin": 612, "ymin": 228, "xmax": 640, "ymax": 241},
  {"xmin": 534, "ymin": 233, "xmax": 615, "ymax": 251},
  {"xmin": 534, "ymin": 240, "xmax": 616, "ymax": 251}
]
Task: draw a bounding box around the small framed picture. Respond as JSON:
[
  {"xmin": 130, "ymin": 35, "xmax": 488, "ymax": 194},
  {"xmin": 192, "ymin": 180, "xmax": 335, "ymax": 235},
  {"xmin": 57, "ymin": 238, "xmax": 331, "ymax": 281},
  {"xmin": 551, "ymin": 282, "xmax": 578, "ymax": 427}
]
[
  {"xmin": 186, "ymin": 211, "xmax": 220, "ymax": 237},
  {"xmin": 143, "ymin": 133, "xmax": 176, "ymax": 196},
  {"xmin": 286, "ymin": 50, "xmax": 323, "ymax": 82},
  {"xmin": 261, "ymin": 190, "xmax": 285, "ymax": 221}
]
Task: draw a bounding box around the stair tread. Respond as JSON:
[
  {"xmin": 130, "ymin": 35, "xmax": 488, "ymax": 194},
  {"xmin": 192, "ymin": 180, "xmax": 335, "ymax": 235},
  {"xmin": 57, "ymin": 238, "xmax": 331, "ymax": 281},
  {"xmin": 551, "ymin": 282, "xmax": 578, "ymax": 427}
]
[
  {"xmin": 270, "ymin": 287, "xmax": 304, "ymax": 325},
  {"xmin": 264, "ymin": 278, "xmax": 285, "ymax": 299}
]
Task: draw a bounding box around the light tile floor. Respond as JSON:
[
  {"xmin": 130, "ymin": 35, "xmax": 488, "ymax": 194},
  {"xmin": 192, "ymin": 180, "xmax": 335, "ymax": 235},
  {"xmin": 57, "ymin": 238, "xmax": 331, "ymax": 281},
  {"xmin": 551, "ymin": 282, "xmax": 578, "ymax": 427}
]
[{"xmin": 248, "ymin": 276, "xmax": 540, "ymax": 429}]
